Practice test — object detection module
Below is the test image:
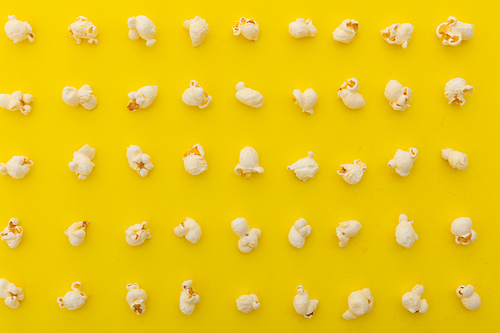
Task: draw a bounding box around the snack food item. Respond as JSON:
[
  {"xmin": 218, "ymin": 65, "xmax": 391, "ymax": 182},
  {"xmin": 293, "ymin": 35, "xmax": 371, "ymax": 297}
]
[
  {"xmin": 236, "ymin": 294, "xmax": 260, "ymax": 313},
  {"xmin": 288, "ymin": 218, "xmax": 311, "ymax": 248},
  {"xmin": 127, "ymin": 86, "xmax": 158, "ymax": 111},
  {"xmin": 293, "ymin": 285, "xmax": 318, "ymax": 318},
  {"xmin": 395, "ymin": 214, "xmax": 418, "ymax": 248},
  {"xmin": 384, "ymin": 80, "xmax": 412, "ymax": 111},
  {"xmin": 381, "ymin": 23, "xmax": 413, "ymax": 48},
  {"xmin": 442, "ymin": 148, "xmax": 468, "ymax": 170},
  {"xmin": 0, "ymin": 156, "xmax": 32, "ymax": 178},
  {"xmin": 451, "ymin": 217, "xmax": 476, "ymax": 245},
  {"xmin": 125, "ymin": 221, "xmax": 151, "ymax": 246},
  {"xmin": 4, "ymin": 15, "xmax": 34, "ymax": 43},
  {"xmin": 333, "ymin": 19, "xmax": 359, "ymax": 43},
  {"xmin": 232, "ymin": 17, "xmax": 259, "ymax": 41},
  {"xmin": 0, "ymin": 90, "xmax": 33, "ymax": 115},
  {"xmin": 68, "ymin": 17, "xmax": 97, "ymax": 44},
  {"xmin": 183, "ymin": 16, "xmax": 209, "ymax": 47},
  {"xmin": 231, "ymin": 218, "xmax": 261, "ymax": 253},
  {"xmin": 182, "ymin": 81, "xmax": 211, "ymax": 108},
  {"xmin": 62, "ymin": 85, "xmax": 97, "ymax": 110},
  {"xmin": 436, "ymin": 17, "xmax": 474, "ymax": 46},
  {"xmin": 57, "ymin": 282, "xmax": 87, "ymax": 310},
  {"xmin": 336, "ymin": 220, "xmax": 361, "ymax": 247},
  {"xmin": 235, "ymin": 147, "xmax": 264, "ymax": 179},
  {"xmin": 126, "ymin": 145, "xmax": 153, "ymax": 177},
  {"xmin": 180, "ymin": 280, "xmax": 200, "ymax": 315},
  {"xmin": 456, "ymin": 285, "xmax": 481, "ymax": 310},
  {"xmin": 1, "ymin": 218, "xmax": 23, "ymax": 248},
  {"xmin": 287, "ymin": 152, "xmax": 318, "ymax": 181},
  {"xmin": 235, "ymin": 82, "xmax": 263, "ymax": 108},
  {"xmin": 69, "ymin": 144, "xmax": 95, "ymax": 180},
  {"xmin": 126, "ymin": 283, "xmax": 147, "ymax": 315},
  {"xmin": 183, "ymin": 144, "xmax": 207, "ymax": 175},
  {"xmin": 402, "ymin": 285, "xmax": 428, "ymax": 313},
  {"xmin": 174, "ymin": 218, "xmax": 202, "ymax": 243},
  {"xmin": 64, "ymin": 221, "xmax": 89, "ymax": 246},
  {"xmin": 292, "ymin": 89, "xmax": 317, "ymax": 114},
  {"xmin": 337, "ymin": 78, "xmax": 365, "ymax": 109},
  {"xmin": 289, "ymin": 19, "xmax": 316, "ymax": 38},
  {"xmin": 0, "ymin": 279, "xmax": 24, "ymax": 309},
  {"xmin": 128, "ymin": 16, "xmax": 156, "ymax": 46},
  {"xmin": 337, "ymin": 159, "xmax": 367, "ymax": 184},
  {"xmin": 444, "ymin": 78, "xmax": 473, "ymax": 105},
  {"xmin": 388, "ymin": 148, "xmax": 418, "ymax": 177},
  {"xmin": 343, "ymin": 288, "xmax": 373, "ymax": 320}
]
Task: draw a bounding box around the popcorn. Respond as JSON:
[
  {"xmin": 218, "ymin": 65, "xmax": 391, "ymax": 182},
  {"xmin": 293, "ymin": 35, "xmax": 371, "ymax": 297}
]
[
  {"xmin": 236, "ymin": 294, "xmax": 260, "ymax": 313},
  {"xmin": 337, "ymin": 78, "xmax": 365, "ymax": 109},
  {"xmin": 125, "ymin": 221, "xmax": 151, "ymax": 246},
  {"xmin": 126, "ymin": 283, "xmax": 147, "ymax": 315},
  {"xmin": 183, "ymin": 16, "xmax": 209, "ymax": 47},
  {"xmin": 235, "ymin": 82, "xmax": 263, "ymax": 108},
  {"xmin": 231, "ymin": 218, "xmax": 261, "ymax": 253},
  {"xmin": 292, "ymin": 89, "xmax": 317, "ymax": 114},
  {"xmin": 1, "ymin": 218, "xmax": 23, "ymax": 249},
  {"xmin": 289, "ymin": 19, "xmax": 316, "ymax": 38},
  {"xmin": 64, "ymin": 221, "xmax": 89, "ymax": 246},
  {"xmin": 442, "ymin": 148, "xmax": 468, "ymax": 170},
  {"xmin": 402, "ymin": 285, "xmax": 428, "ymax": 313},
  {"xmin": 384, "ymin": 80, "xmax": 412, "ymax": 111},
  {"xmin": 68, "ymin": 17, "xmax": 98, "ymax": 44},
  {"xmin": 0, "ymin": 90, "xmax": 33, "ymax": 115},
  {"xmin": 287, "ymin": 152, "xmax": 318, "ymax": 181},
  {"xmin": 4, "ymin": 15, "xmax": 34, "ymax": 43},
  {"xmin": 288, "ymin": 218, "xmax": 311, "ymax": 248},
  {"xmin": 128, "ymin": 16, "xmax": 156, "ymax": 46},
  {"xmin": 174, "ymin": 217, "xmax": 202, "ymax": 243},
  {"xmin": 183, "ymin": 144, "xmax": 207, "ymax": 175},
  {"xmin": 381, "ymin": 23, "xmax": 414, "ymax": 48},
  {"xmin": 62, "ymin": 85, "xmax": 97, "ymax": 110},
  {"xmin": 0, "ymin": 156, "xmax": 33, "ymax": 179},
  {"xmin": 126, "ymin": 145, "xmax": 153, "ymax": 177},
  {"xmin": 437, "ymin": 17, "xmax": 474, "ymax": 46},
  {"xmin": 57, "ymin": 282, "xmax": 87, "ymax": 310},
  {"xmin": 337, "ymin": 159, "xmax": 367, "ymax": 185},
  {"xmin": 451, "ymin": 217, "xmax": 476, "ymax": 245},
  {"xmin": 388, "ymin": 148, "xmax": 418, "ymax": 177},
  {"xmin": 0, "ymin": 279, "xmax": 24, "ymax": 309},
  {"xmin": 293, "ymin": 285, "xmax": 318, "ymax": 318},
  {"xmin": 333, "ymin": 19, "xmax": 359, "ymax": 43},
  {"xmin": 235, "ymin": 147, "xmax": 264, "ymax": 179},
  {"xmin": 180, "ymin": 280, "xmax": 200, "ymax": 315},
  {"xmin": 395, "ymin": 214, "xmax": 418, "ymax": 248},
  {"xmin": 127, "ymin": 86, "xmax": 158, "ymax": 111},
  {"xmin": 444, "ymin": 78, "xmax": 473, "ymax": 105},
  {"xmin": 336, "ymin": 220, "xmax": 361, "ymax": 247},
  {"xmin": 182, "ymin": 80, "xmax": 212, "ymax": 109},
  {"xmin": 342, "ymin": 288, "xmax": 373, "ymax": 320},
  {"xmin": 457, "ymin": 285, "xmax": 481, "ymax": 310},
  {"xmin": 69, "ymin": 144, "xmax": 95, "ymax": 180},
  {"xmin": 233, "ymin": 17, "xmax": 259, "ymax": 41}
]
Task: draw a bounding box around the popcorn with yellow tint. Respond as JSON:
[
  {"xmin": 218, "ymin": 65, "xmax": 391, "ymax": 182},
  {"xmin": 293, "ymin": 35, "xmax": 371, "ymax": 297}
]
[
  {"xmin": 231, "ymin": 218, "xmax": 261, "ymax": 253},
  {"xmin": 180, "ymin": 280, "xmax": 200, "ymax": 315},
  {"xmin": 337, "ymin": 78, "xmax": 365, "ymax": 109},
  {"xmin": 384, "ymin": 80, "xmax": 412, "ymax": 111},
  {"xmin": 64, "ymin": 221, "xmax": 89, "ymax": 247},
  {"xmin": 126, "ymin": 145, "xmax": 153, "ymax": 177},
  {"xmin": 451, "ymin": 217, "xmax": 476, "ymax": 245},
  {"xmin": 183, "ymin": 16, "xmax": 209, "ymax": 47},
  {"xmin": 125, "ymin": 221, "xmax": 151, "ymax": 246},
  {"xmin": 436, "ymin": 17, "xmax": 474, "ymax": 46},
  {"xmin": 182, "ymin": 80, "xmax": 212, "ymax": 109},
  {"xmin": 183, "ymin": 144, "xmax": 207, "ymax": 175},
  {"xmin": 288, "ymin": 218, "xmax": 311, "ymax": 249},
  {"xmin": 69, "ymin": 144, "xmax": 95, "ymax": 180},
  {"xmin": 0, "ymin": 279, "xmax": 24, "ymax": 309},
  {"xmin": 68, "ymin": 16, "xmax": 98, "ymax": 44},
  {"xmin": 457, "ymin": 285, "xmax": 481, "ymax": 310},
  {"xmin": 336, "ymin": 220, "xmax": 361, "ymax": 247},
  {"xmin": 4, "ymin": 15, "xmax": 34, "ymax": 43},
  {"xmin": 57, "ymin": 282, "xmax": 87, "ymax": 310},
  {"xmin": 289, "ymin": 18, "xmax": 316, "ymax": 38},
  {"xmin": 343, "ymin": 288, "xmax": 373, "ymax": 320},
  {"xmin": 395, "ymin": 214, "xmax": 418, "ymax": 248},
  {"xmin": 444, "ymin": 78, "xmax": 473, "ymax": 105},
  {"xmin": 381, "ymin": 23, "xmax": 414, "ymax": 49},
  {"xmin": 235, "ymin": 147, "xmax": 264, "ymax": 179},
  {"xmin": 128, "ymin": 15, "xmax": 156, "ymax": 46},
  {"xmin": 292, "ymin": 89, "xmax": 317, "ymax": 114},
  {"xmin": 1, "ymin": 218, "xmax": 23, "ymax": 249},
  {"xmin": 0, "ymin": 156, "xmax": 33, "ymax": 179},
  {"xmin": 232, "ymin": 17, "xmax": 259, "ymax": 41},
  {"xmin": 337, "ymin": 159, "xmax": 367, "ymax": 185},
  {"xmin": 293, "ymin": 285, "xmax": 318, "ymax": 318},
  {"xmin": 402, "ymin": 285, "xmax": 428, "ymax": 313},
  {"xmin": 442, "ymin": 148, "xmax": 468, "ymax": 170},
  {"xmin": 126, "ymin": 283, "xmax": 147, "ymax": 315},
  {"xmin": 62, "ymin": 85, "xmax": 97, "ymax": 110},
  {"xmin": 236, "ymin": 294, "xmax": 260, "ymax": 313},
  {"xmin": 235, "ymin": 82, "xmax": 263, "ymax": 108},
  {"xmin": 174, "ymin": 217, "xmax": 202, "ymax": 243},
  {"xmin": 388, "ymin": 148, "xmax": 418, "ymax": 177},
  {"xmin": 127, "ymin": 86, "xmax": 158, "ymax": 111},
  {"xmin": 287, "ymin": 152, "xmax": 318, "ymax": 181},
  {"xmin": 333, "ymin": 19, "xmax": 359, "ymax": 43},
  {"xmin": 0, "ymin": 90, "xmax": 33, "ymax": 115}
]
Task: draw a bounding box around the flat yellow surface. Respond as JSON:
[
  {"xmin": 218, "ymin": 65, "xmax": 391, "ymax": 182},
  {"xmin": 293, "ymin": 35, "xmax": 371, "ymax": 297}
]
[{"xmin": 0, "ymin": 0, "xmax": 497, "ymax": 332}]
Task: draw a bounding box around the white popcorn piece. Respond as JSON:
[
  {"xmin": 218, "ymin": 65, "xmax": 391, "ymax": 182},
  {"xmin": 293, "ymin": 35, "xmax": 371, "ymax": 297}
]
[
  {"xmin": 57, "ymin": 282, "xmax": 87, "ymax": 310},
  {"xmin": 126, "ymin": 283, "xmax": 147, "ymax": 315},
  {"xmin": 384, "ymin": 80, "xmax": 412, "ymax": 111},
  {"xmin": 343, "ymin": 288, "xmax": 373, "ymax": 320},
  {"xmin": 402, "ymin": 285, "xmax": 428, "ymax": 314},
  {"xmin": 451, "ymin": 217, "xmax": 476, "ymax": 245},
  {"xmin": 235, "ymin": 147, "xmax": 264, "ymax": 179},
  {"xmin": 1, "ymin": 219, "xmax": 23, "ymax": 249},
  {"xmin": 292, "ymin": 89, "xmax": 317, "ymax": 114},
  {"xmin": 62, "ymin": 85, "xmax": 97, "ymax": 110},
  {"xmin": 64, "ymin": 221, "xmax": 89, "ymax": 247},
  {"xmin": 333, "ymin": 19, "xmax": 359, "ymax": 43},
  {"xmin": 0, "ymin": 90, "xmax": 33, "ymax": 115},
  {"xmin": 233, "ymin": 17, "xmax": 259, "ymax": 41},
  {"xmin": 288, "ymin": 218, "xmax": 311, "ymax": 249},
  {"xmin": 183, "ymin": 144, "xmax": 207, "ymax": 176},
  {"xmin": 125, "ymin": 221, "xmax": 151, "ymax": 246},
  {"xmin": 231, "ymin": 218, "xmax": 261, "ymax": 253},
  {"xmin": 437, "ymin": 17, "xmax": 474, "ymax": 46},
  {"xmin": 182, "ymin": 80, "xmax": 212, "ymax": 109},
  {"xmin": 388, "ymin": 148, "xmax": 418, "ymax": 177},
  {"xmin": 235, "ymin": 82, "xmax": 263, "ymax": 108},
  {"xmin": 293, "ymin": 286, "xmax": 318, "ymax": 318},
  {"xmin": 444, "ymin": 78, "xmax": 473, "ymax": 106},
  {"xmin": 126, "ymin": 145, "xmax": 153, "ymax": 177},
  {"xmin": 457, "ymin": 285, "xmax": 481, "ymax": 310},
  {"xmin": 180, "ymin": 280, "xmax": 200, "ymax": 315},
  {"xmin": 128, "ymin": 16, "xmax": 156, "ymax": 46},
  {"xmin": 174, "ymin": 217, "xmax": 202, "ymax": 243},
  {"xmin": 289, "ymin": 19, "xmax": 316, "ymax": 38},
  {"xmin": 337, "ymin": 159, "xmax": 367, "ymax": 185},
  {"xmin": 395, "ymin": 214, "xmax": 418, "ymax": 248},
  {"xmin": 236, "ymin": 294, "xmax": 260, "ymax": 313},
  {"xmin": 127, "ymin": 86, "xmax": 158, "ymax": 111},
  {"xmin": 287, "ymin": 152, "xmax": 318, "ymax": 182},
  {"xmin": 183, "ymin": 16, "xmax": 209, "ymax": 47},
  {"xmin": 337, "ymin": 78, "xmax": 365, "ymax": 109},
  {"xmin": 381, "ymin": 23, "xmax": 414, "ymax": 49},
  {"xmin": 336, "ymin": 220, "xmax": 361, "ymax": 248},
  {"xmin": 0, "ymin": 156, "xmax": 33, "ymax": 179},
  {"xmin": 4, "ymin": 15, "xmax": 34, "ymax": 43},
  {"xmin": 68, "ymin": 16, "xmax": 98, "ymax": 44},
  {"xmin": 0, "ymin": 279, "xmax": 24, "ymax": 309},
  {"xmin": 69, "ymin": 144, "xmax": 95, "ymax": 180},
  {"xmin": 442, "ymin": 148, "xmax": 468, "ymax": 170}
]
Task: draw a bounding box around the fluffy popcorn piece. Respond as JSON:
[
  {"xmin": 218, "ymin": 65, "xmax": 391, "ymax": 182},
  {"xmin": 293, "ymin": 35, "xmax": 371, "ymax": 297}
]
[
  {"xmin": 128, "ymin": 16, "xmax": 156, "ymax": 46},
  {"xmin": 236, "ymin": 294, "xmax": 260, "ymax": 313},
  {"xmin": 0, "ymin": 90, "xmax": 33, "ymax": 115},
  {"xmin": 451, "ymin": 217, "xmax": 476, "ymax": 245},
  {"xmin": 69, "ymin": 144, "xmax": 95, "ymax": 180},
  {"xmin": 57, "ymin": 282, "xmax": 87, "ymax": 310},
  {"xmin": 444, "ymin": 78, "xmax": 473, "ymax": 106},
  {"xmin": 289, "ymin": 18, "xmax": 316, "ymax": 38},
  {"xmin": 287, "ymin": 152, "xmax": 318, "ymax": 182},
  {"xmin": 127, "ymin": 86, "xmax": 158, "ymax": 111},
  {"xmin": 381, "ymin": 23, "xmax": 414, "ymax": 49},
  {"xmin": 235, "ymin": 147, "xmax": 264, "ymax": 179},
  {"xmin": 231, "ymin": 218, "xmax": 261, "ymax": 253},
  {"xmin": 0, "ymin": 279, "xmax": 24, "ymax": 309},
  {"xmin": 68, "ymin": 16, "xmax": 98, "ymax": 44},
  {"xmin": 437, "ymin": 17, "xmax": 474, "ymax": 46},
  {"xmin": 126, "ymin": 145, "xmax": 153, "ymax": 177},
  {"xmin": 442, "ymin": 148, "xmax": 468, "ymax": 170},
  {"xmin": 395, "ymin": 214, "xmax": 418, "ymax": 248},
  {"xmin": 64, "ymin": 221, "xmax": 89, "ymax": 247},
  {"xmin": 182, "ymin": 80, "xmax": 212, "ymax": 109},
  {"xmin": 180, "ymin": 280, "xmax": 200, "ymax": 315},
  {"xmin": 183, "ymin": 144, "xmax": 207, "ymax": 175},
  {"xmin": 0, "ymin": 156, "xmax": 33, "ymax": 179},
  {"xmin": 1, "ymin": 218, "xmax": 23, "ymax": 249},
  {"xmin": 235, "ymin": 82, "xmax": 263, "ymax": 108},
  {"xmin": 388, "ymin": 148, "xmax": 418, "ymax": 177},
  {"xmin": 292, "ymin": 89, "xmax": 317, "ymax": 114},
  {"xmin": 337, "ymin": 159, "xmax": 367, "ymax": 185},
  {"xmin": 288, "ymin": 218, "xmax": 311, "ymax": 249},
  {"xmin": 337, "ymin": 78, "xmax": 365, "ymax": 109},
  {"xmin": 457, "ymin": 285, "xmax": 481, "ymax": 310},
  {"xmin": 4, "ymin": 15, "xmax": 34, "ymax": 43},
  {"xmin": 126, "ymin": 283, "xmax": 147, "ymax": 315},
  {"xmin": 125, "ymin": 221, "xmax": 151, "ymax": 246},
  {"xmin": 62, "ymin": 85, "xmax": 97, "ymax": 110},
  {"xmin": 343, "ymin": 288, "xmax": 373, "ymax": 320},
  {"xmin": 233, "ymin": 17, "xmax": 259, "ymax": 41},
  {"xmin": 336, "ymin": 220, "xmax": 361, "ymax": 247},
  {"xmin": 333, "ymin": 19, "xmax": 359, "ymax": 43},
  {"xmin": 183, "ymin": 16, "xmax": 209, "ymax": 47},
  {"xmin": 174, "ymin": 217, "xmax": 202, "ymax": 243},
  {"xmin": 402, "ymin": 285, "xmax": 428, "ymax": 314},
  {"xmin": 384, "ymin": 80, "xmax": 412, "ymax": 111},
  {"xmin": 293, "ymin": 285, "xmax": 318, "ymax": 318}
]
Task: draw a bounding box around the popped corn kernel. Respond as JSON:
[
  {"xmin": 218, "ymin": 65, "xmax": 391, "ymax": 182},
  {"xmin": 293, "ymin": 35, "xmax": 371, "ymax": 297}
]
[
  {"xmin": 336, "ymin": 220, "xmax": 361, "ymax": 247},
  {"xmin": 0, "ymin": 90, "xmax": 33, "ymax": 115},
  {"xmin": 180, "ymin": 280, "xmax": 200, "ymax": 315},
  {"xmin": 437, "ymin": 17, "xmax": 474, "ymax": 46},
  {"xmin": 127, "ymin": 86, "xmax": 158, "ymax": 111},
  {"xmin": 337, "ymin": 159, "xmax": 367, "ymax": 185},
  {"xmin": 1, "ymin": 219, "xmax": 23, "ymax": 249},
  {"xmin": 444, "ymin": 78, "xmax": 473, "ymax": 105},
  {"xmin": 62, "ymin": 85, "xmax": 97, "ymax": 110},
  {"xmin": 293, "ymin": 285, "xmax": 318, "ymax": 318},
  {"xmin": 183, "ymin": 144, "xmax": 207, "ymax": 175},
  {"xmin": 395, "ymin": 214, "xmax": 418, "ymax": 248},
  {"xmin": 333, "ymin": 19, "xmax": 359, "ymax": 43},
  {"xmin": 126, "ymin": 283, "xmax": 147, "ymax": 315},
  {"xmin": 68, "ymin": 16, "xmax": 97, "ymax": 44},
  {"xmin": 287, "ymin": 152, "xmax": 318, "ymax": 182},
  {"xmin": 0, "ymin": 156, "xmax": 32, "ymax": 179},
  {"xmin": 126, "ymin": 145, "xmax": 153, "ymax": 177},
  {"xmin": 384, "ymin": 80, "xmax": 412, "ymax": 111},
  {"xmin": 68, "ymin": 144, "xmax": 95, "ymax": 180},
  {"xmin": 235, "ymin": 82, "xmax": 263, "ymax": 108},
  {"xmin": 343, "ymin": 288, "xmax": 373, "ymax": 320},
  {"xmin": 388, "ymin": 148, "xmax": 418, "ymax": 177},
  {"xmin": 64, "ymin": 221, "xmax": 88, "ymax": 246},
  {"xmin": 125, "ymin": 221, "xmax": 151, "ymax": 246},
  {"xmin": 0, "ymin": 279, "xmax": 24, "ymax": 309},
  {"xmin": 402, "ymin": 285, "xmax": 428, "ymax": 313},
  {"xmin": 292, "ymin": 89, "xmax": 317, "ymax": 114},
  {"xmin": 456, "ymin": 285, "xmax": 481, "ymax": 310},
  {"xmin": 288, "ymin": 218, "xmax": 311, "ymax": 249},
  {"xmin": 183, "ymin": 16, "xmax": 208, "ymax": 47},
  {"xmin": 451, "ymin": 217, "xmax": 476, "ymax": 245},
  {"xmin": 442, "ymin": 148, "xmax": 468, "ymax": 170},
  {"xmin": 381, "ymin": 23, "xmax": 413, "ymax": 48},
  {"xmin": 236, "ymin": 294, "xmax": 260, "ymax": 313},
  {"xmin": 182, "ymin": 80, "xmax": 212, "ymax": 108},
  {"xmin": 337, "ymin": 78, "xmax": 365, "ymax": 109},
  {"xmin": 57, "ymin": 282, "xmax": 87, "ymax": 310},
  {"xmin": 4, "ymin": 15, "xmax": 34, "ymax": 43},
  {"xmin": 233, "ymin": 17, "xmax": 259, "ymax": 41},
  {"xmin": 231, "ymin": 218, "xmax": 261, "ymax": 253},
  {"xmin": 174, "ymin": 217, "xmax": 202, "ymax": 243},
  {"xmin": 235, "ymin": 147, "xmax": 263, "ymax": 179},
  {"xmin": 289, "ymin": 19, "xmax": 316, "ymax": 38},
  {"xmin": 128, "ymin": 16, "xmax": 156, "ymax": 46}
]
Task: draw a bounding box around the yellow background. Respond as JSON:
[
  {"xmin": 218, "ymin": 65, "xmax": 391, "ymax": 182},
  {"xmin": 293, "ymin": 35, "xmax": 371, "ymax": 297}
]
[{"xmin": 0, "ymin": 0, "xmax": 497, "ymax": 332}]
